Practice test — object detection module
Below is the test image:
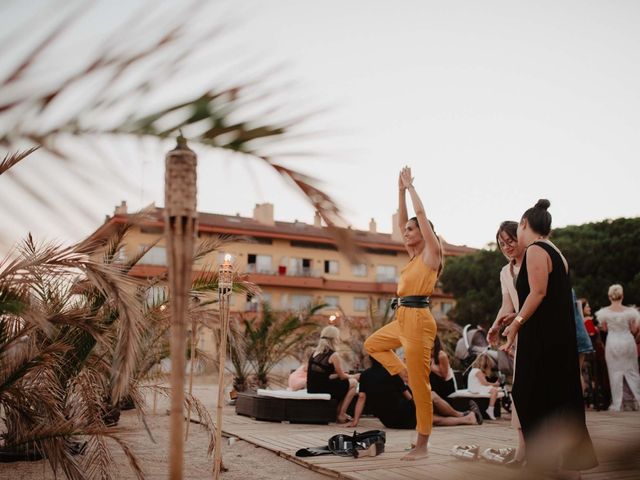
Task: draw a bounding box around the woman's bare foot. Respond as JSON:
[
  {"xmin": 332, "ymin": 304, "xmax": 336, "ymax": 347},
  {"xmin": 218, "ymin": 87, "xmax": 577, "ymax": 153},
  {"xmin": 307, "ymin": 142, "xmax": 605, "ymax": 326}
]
[
  {"xmin": 402, "ymin": 433, "xmax": 429, "ymax": 461},
  {"xmin": 402, "ymin": 444, "xmax": 428, "ymax": 460},
  {"xmin": 464, "ymin": 412, "xmax": 478, "ymax": 425},
  {"xmin": 336, "ymin": 414, "xmax": 352, "ymax": 424}
]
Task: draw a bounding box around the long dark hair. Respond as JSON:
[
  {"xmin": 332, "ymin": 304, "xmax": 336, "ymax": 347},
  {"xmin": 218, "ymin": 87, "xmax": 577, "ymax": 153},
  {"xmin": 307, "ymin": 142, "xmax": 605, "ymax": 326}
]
[
  {"xmin": 433, "ymin": 335, "xmax": 442, "ymax": 365},
  {"xmin": 409, "ymin": 216, "xmax": 444, "ymax": 277}
]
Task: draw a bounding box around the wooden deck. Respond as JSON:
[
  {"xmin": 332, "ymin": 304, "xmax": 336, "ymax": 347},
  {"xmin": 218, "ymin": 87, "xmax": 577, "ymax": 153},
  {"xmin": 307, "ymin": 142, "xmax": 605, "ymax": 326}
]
[{"xmin": 222, "ymin": 408, "xmax": 640, "ymax": 479}]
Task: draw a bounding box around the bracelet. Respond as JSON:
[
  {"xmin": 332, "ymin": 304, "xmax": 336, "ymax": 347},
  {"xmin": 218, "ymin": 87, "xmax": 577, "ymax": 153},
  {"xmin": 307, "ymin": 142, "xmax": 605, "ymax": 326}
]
[{"xmin": 514, "ymin": 315, "xmax": 525, "ymax": 326}]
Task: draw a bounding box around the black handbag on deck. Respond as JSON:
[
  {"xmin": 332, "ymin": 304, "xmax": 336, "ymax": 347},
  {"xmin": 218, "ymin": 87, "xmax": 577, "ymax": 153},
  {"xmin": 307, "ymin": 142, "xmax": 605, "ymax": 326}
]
[{"xmin": 295, "ymin": 430, "xmax": 386, "ymax": 458}]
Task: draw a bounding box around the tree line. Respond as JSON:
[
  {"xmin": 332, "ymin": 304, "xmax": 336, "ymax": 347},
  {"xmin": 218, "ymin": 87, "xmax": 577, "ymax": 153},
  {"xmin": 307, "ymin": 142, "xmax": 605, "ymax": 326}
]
[{"xmin": 440, "ymin": 217, "xmax": 640, "ymax": 328}]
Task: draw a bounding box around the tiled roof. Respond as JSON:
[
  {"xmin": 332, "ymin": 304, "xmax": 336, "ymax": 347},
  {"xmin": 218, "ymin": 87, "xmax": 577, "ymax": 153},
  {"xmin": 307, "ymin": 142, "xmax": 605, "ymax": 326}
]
[{"xmin": 116, "ymin": 207, "xmax": 477, "ymax": 255}]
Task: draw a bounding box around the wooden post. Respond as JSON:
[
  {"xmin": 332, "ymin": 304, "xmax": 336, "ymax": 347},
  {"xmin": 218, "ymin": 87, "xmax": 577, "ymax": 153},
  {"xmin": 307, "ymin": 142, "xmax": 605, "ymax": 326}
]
[
  {"xmin": 185, "ymin": 313, "xmax": 197, "ymax": 440},
  {"xmin": 214, "ymin": 256, "xmax": 233, "ymax": 479},
  {"xmin": 165, "ymin": 136, "xmax": 197, "ymax": 480}
]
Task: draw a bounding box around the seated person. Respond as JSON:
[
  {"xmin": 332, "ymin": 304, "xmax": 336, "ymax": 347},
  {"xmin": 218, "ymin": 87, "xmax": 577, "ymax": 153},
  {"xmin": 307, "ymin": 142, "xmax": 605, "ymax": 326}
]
[
  {"xmin": 468, "ymin": 353, "xmax": 500, "ymax": 420},
  {"xmin": 347, "ymin": 359, "xmax": 481, "ymax": 429},
  {"xmin": 288, "ymin": 363, "xmax": 307, "ymax": 391},
  {"xmin": 307, "ymin": 326, "xmax": 359, "ymax": 423},
  {"xmin": 430, "ymin": 335, "xmax": 456, "ymax": 398}
]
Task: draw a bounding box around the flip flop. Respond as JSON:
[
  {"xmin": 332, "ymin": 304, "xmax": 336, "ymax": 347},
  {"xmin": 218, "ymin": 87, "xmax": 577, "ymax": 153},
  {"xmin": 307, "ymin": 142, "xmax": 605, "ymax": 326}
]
[
  {"xmin": 480, "ymin": 447, "xmax": 516, "ymax": 464},
  {"xmin": 451, "ymin": 444, "xmax": 479, "ymax": 461},
  {"xmin": 467, "ymin": 400, "xmax": 483, "ymax": 425}
]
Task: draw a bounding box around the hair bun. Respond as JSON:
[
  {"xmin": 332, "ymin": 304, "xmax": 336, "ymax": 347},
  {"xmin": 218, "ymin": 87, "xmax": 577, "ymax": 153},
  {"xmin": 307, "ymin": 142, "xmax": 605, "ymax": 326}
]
[{"xmin": 534, "ymin": 199, "xmax": 551, "ymax": 210}]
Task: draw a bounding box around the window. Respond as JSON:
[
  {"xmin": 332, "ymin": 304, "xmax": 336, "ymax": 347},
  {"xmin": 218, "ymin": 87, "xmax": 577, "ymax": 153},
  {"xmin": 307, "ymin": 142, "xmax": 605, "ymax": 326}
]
[
  {"xmin": 289, "ymin": 257, "xmax": 313, "ymax": 276},
  {"xmin": 324, "ymin": 296, "xmax": 339, "ymax": 308},
  {"xmin": 140, "ymin": 246, "xmax": 167, "ymax": 265},
  {"xmin": 248, "ymin": 254, "xmax": 272, "ymax": 273},
  {"xmin": 353, "ymin": 297, "xmax": 368, "ymax": 312},
  {"xmin": 246, "ymin": 292, "xmax": 258, "ymax": 312},
  {"xmin": 351, "ymin": 263, "xmax": 368, "ymax": 277},
  {"xmin": 145, "ymin": 286, "xmax": 167, "ymax": 306},
  {"xmin": 262, "ymin": 292, "xmax": 273, "ymax": 307},
  {"xmin": 245, "ymin": 292, "xmax": 272, "ymax": 311},
  {"xmin": 291, "ymin": 294, "xmax": 313, "ymax": 310},
  {"xmin": 376, "ymin": 265, "xmax": 397, "ymax": 282},
  {"xmin": 324, "ymin": 260, "xmax": 339, "ymax": 275},
  {"xmin": 280, "ymin": 294, "xmax": 289, "ymax": 309},
  {"xmin": 290, "ymin": 240, "xmax": 337, "ymax": 251}
]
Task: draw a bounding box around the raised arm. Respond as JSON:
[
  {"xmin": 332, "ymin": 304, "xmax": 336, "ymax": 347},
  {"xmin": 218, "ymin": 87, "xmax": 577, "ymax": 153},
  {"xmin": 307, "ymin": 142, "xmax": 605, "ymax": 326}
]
[
  {"xmin": 400, "ymin": 167, "xmax": 441, "ymax": 271},
  {"xmin": 398, "ymin": 171, "xmax": 409, "ymax": 231}
]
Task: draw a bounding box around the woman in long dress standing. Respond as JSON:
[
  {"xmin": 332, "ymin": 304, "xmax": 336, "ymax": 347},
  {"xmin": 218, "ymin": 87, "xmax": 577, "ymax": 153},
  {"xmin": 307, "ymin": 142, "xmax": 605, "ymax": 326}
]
[
  {"xmin": 364, "ymin": 166, "xmax": 443, "ymax": 460},
  {"xmin": 502, "ymin": 200, "xmax": 597, "ymax": 476},
  {"xmin": 595, "ymin": 284, "xmax": 640, "ymax": 411}
]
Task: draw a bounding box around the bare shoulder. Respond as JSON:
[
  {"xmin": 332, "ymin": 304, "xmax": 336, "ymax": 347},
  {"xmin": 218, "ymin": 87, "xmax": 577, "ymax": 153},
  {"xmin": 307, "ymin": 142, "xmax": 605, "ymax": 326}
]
[
  {"xmin": 526, "ymin": 244, "xmax": 548, "ymax": 262},
  {"xmin": 420, "ymin": 248, "xmax": 441, "ymax": 271}
]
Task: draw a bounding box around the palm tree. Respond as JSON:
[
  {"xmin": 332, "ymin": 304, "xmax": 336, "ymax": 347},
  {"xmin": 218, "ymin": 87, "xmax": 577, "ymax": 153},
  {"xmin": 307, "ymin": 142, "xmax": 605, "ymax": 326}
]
[
  {"xmin": 0, "ymin": 163, "xmax": 254, "ymax": 478},
  {"xmin": 0, "ymin": 230, "xmax": 145, "ymax": 479},
  {"xmin": 243, "ymin": 302, "xmax": 324, "ymax": 389}
]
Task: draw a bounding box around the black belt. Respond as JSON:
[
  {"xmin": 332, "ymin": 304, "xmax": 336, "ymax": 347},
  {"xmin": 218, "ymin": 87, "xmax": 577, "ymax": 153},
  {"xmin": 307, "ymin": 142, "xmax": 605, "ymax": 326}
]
[{"xmin": 390, "ymin": 296, "xmax": 430, "ymax": 310}]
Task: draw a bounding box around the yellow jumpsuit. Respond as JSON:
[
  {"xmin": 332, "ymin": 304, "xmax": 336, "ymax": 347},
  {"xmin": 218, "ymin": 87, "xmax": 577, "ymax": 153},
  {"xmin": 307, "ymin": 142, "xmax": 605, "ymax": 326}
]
[{"xmin": 364, "ymin": 256, "xmax": 438, "ymax": 435}]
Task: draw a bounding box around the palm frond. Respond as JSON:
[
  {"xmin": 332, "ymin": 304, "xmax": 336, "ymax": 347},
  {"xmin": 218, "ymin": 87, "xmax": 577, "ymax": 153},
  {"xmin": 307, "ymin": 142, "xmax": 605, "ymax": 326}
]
[
  {"xmin": 0, "ymin": 1, "xmax": 357, "ymax": 257},
  {"xmin": 0, "ymin": 147, "xmax": 39, "ymax": 175}
]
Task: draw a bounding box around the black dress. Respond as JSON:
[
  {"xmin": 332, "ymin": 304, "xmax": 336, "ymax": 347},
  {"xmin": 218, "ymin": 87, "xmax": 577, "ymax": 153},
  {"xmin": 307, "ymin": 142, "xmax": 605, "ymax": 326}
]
[
  {"xmin": 429, "ymin": 371, "xmax": 455, "ymax": 398},
  {"xmin": 513, "ymin": 241, "xmax": 597, "ymax": 470},
  {"xmin": 306, "ymin": 349, "xmax": 350, "ymax": 400},
  {"xmin": 359, "ymin": 361, "xmax": 416, "ymax": 429}
]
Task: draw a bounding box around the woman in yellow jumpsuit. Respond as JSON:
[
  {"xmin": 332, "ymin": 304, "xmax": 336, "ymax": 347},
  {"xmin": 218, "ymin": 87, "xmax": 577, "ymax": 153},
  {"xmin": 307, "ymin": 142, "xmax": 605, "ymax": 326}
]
[{"xmin": 365, "ymin": 166, "xmax": 443, "ymax": 460}]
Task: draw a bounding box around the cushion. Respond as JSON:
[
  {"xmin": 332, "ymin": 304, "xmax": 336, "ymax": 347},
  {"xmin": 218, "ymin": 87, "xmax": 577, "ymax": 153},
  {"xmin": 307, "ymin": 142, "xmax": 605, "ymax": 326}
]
[
  {"xmin": 256, "ymin": 389, "xmax": 331, "ymax": 401},
  {"xmin": 448, "ymin": 388, "xmax": 505, "ymax": 399}
]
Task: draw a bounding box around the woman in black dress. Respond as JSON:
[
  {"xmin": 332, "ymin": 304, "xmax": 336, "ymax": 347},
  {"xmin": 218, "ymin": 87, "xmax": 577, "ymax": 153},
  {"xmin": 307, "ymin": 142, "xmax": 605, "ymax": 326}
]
[
  {"xmin": 307, "ymin": 325, "xmax": 359, "ymax": 423},
  {"xmin": 429, "ymin": 335, "xmax": 455, "ymax": 398},
  {"xmin": 501, "ymin": 199, "xmax": 597, "ymax": 477}
]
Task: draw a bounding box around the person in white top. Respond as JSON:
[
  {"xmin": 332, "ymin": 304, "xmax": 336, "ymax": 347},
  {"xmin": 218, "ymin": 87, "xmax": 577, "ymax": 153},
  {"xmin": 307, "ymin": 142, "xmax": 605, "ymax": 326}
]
[
  {"xmin": 467, "ymin": 353, "xmax": 500, "ymax": 420},
  {"xmin": 595, "ymin": 284, "xmax": 640, "ymax": 411},
  {"xmin": 487, "ymin": 220, "xmax": 526, "ymax": 464}
]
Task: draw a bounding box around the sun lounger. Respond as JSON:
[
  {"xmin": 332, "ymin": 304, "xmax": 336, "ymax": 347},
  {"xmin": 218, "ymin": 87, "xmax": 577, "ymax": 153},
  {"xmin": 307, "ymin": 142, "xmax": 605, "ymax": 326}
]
[{"xmin": 236, "ymin": 389, "xmax": 337, "ymax": 424}]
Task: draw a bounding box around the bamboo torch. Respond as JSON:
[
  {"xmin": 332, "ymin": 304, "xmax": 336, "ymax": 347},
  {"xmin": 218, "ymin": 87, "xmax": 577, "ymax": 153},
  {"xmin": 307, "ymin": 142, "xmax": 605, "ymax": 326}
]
[
  {"xmin": 214, "ymin": 254, "xmax": 233, "ymax": 479},
  {"xmin": 165, "ymin": 135, "xmax": 197, "ymax": 480}
]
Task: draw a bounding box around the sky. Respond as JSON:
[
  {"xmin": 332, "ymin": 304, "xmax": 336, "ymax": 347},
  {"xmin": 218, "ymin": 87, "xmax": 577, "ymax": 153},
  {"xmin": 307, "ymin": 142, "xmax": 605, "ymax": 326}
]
[{"xmin": 2, "ymin": 0, "xmax": 640, "ymax": 251}]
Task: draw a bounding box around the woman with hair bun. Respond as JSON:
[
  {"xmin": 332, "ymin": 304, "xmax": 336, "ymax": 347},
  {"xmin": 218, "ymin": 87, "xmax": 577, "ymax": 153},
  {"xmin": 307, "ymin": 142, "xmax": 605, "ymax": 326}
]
[
  {"xmin": 595, "ymin": 284, "xmax": 640, "ymax": 411},
  {"xmin": 501, "ymin": 199, "xmax": 597, "ymax": 476}
]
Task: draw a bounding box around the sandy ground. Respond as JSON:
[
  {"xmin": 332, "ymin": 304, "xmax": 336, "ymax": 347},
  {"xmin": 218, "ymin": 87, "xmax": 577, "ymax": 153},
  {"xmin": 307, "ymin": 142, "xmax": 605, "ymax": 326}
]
[{"xmin": 1, "ymin": 379, "xmax": 330, "ymax": 480}]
